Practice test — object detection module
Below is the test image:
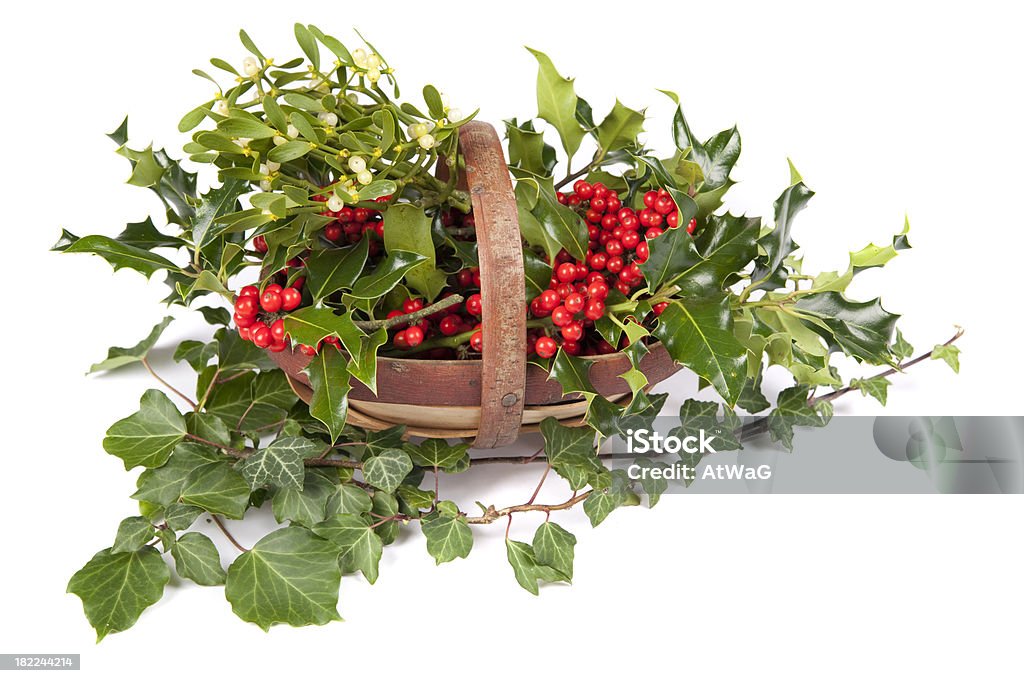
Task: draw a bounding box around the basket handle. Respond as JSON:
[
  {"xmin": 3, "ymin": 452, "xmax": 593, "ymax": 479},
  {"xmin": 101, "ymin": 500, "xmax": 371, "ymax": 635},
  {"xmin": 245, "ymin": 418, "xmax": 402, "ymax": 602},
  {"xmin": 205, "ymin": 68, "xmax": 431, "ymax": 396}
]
[{"xmin": 456, "ymin": 122, "xmax": 527, "ymax": 448}]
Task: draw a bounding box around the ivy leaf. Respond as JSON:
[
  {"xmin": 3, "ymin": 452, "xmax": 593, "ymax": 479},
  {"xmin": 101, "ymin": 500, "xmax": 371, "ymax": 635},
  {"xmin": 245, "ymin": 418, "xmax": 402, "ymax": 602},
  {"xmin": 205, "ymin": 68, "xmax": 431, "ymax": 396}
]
[
  {"xmin": 752, "ymin": 180, "xmax": 815, "ymax": 287},
  {"xmin": 132, "ymin": 443, "xmax": 222, "ymax": 507},
  {"xmin": 362, "ymin": 449, "xmax": 413, "ymax": 493},
  {"xmin": 421, "ymin": 511, "xmax": 473, "ymax": 565},
  {"xmin": 89, "ymin": 317, "xmax": 173, "ymax": 374},
  {"xmin": 526, "ymin": 48, "xmax": 585, "ymax": 160},
  {"xmin": 583, "ymin": 470, "xmax": 632, "ymax": 527},
  {"xmin": 506, "ymin": 540, "xmax": 567, "ymax": 595},
  {"xmin": 305, "ymin": 240, "xmax": 368, "ymax": 302},
  {"xmin": 653, "ymin": 299, "xmax": 747, "ymax": 406},
  {"xmin": 164, "ymin": 503, "xmax": 203, "ymax": 531},
  {"xmin": 539, "ymin": 417, "xmax": 604, "ymax": 490},
  {"xmin": 737, "ymin": 373, "xmax": 772, "ymax": 414},
  {"xmin": 103, "ymin": 390, "xmax": 187, "ymax": 470},
  {"xmin": 349, "ymin": 250, "xmax": 428, "ymax": 300},
  {"xmin": 632, "ymin": 457, "xmax": 668, "ymax": 506},
  {"xmin": 272, "ymin": 469, "xmax": 338, "ymax": 527},
  {"xmin": 892, "ymin": 329, "xmax": 915, "ymax": 361},
  {"xmin": 326, "ymin": 484, "xmax": 373, "ymax": 515},
  {"xmin": 851, "ymin": 376, "xmax": 891, "ymax": 405},
  {"xmin": 931, "ymin": 344, "xmax": 961, "ymax": 373},
  {"xmin": 225, "ymin": 527, "xmax": 342, "ymax": 631},
  {"xmin": 533, "ymin": 522, "xmax": 576, "ymax": 581},
  {"xmin": 306, "ymin": 345, "xmax": 351, "ymax": 442},
  {"xmin": 596, "ymin": 100, "xmax": 644, "ymax": 152},
  {"xmin": 180, "ymin": 461, "xmax": 251, "ymax": 519},
  {"xmin": 112, "ymin": 516, "xmax": 155, "ymax": 553},
  {"xmin": 767, "ymin": 385, "xmax": 832, "ymax": 451},
  {"xmin": 384, "ymin": 205, "xmax": 446, "ymax": 301},
  {"xmin": 63, "ymin": 236, "xmax": 180, "ymax": 278},
  {"xmin": 408, "ymin": 438, "xmax": 470, "ymax": 471},
  {"xmin": 67, "ymin": 547, "xmax": 170, "ymax": 642},
  {"xmin": 371, "ymin": 491, "xmax": 401, "ymax": 545},
  {"xmin": 313, "ymin": 513, "xmax": 383, "ymax": 583},
  {"xmin": 205, "ymin": 370, "xmax": 296, "ymax": 432},
  {"xmin": 239, "ymin": 435, "xmax": 319, "ymax": 491},
  {"xmin": 794, "ymin": 292, "xmax": 899, "ymax": 365},
  {"xmin": 171, "ymin": 532, "xmax": 226, "ymax": 586}
]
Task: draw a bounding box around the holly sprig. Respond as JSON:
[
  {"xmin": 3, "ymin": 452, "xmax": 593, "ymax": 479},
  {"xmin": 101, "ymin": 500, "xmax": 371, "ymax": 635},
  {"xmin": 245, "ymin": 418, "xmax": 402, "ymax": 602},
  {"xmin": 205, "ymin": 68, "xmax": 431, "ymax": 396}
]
[{"xmin": 56, "ymin": 30, "xmax": 963, "ymax": 641}]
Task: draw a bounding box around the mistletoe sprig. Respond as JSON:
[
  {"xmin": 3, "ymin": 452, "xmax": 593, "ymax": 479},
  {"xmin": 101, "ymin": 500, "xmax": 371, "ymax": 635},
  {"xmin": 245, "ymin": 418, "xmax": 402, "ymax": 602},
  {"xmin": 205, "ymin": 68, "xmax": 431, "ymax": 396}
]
[{"xmin": 56, "ymin": 28, "xmax": 962, "ymax": 640}]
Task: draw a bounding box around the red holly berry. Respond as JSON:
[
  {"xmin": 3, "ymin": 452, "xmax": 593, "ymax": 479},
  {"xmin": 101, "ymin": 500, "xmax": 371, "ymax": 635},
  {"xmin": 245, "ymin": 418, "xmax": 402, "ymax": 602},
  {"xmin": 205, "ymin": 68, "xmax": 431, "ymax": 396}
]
[
  {"xmin": 646, "ymin": 227, "xmax": 664, "ymax": 240},
  {"xmin": 470, "ymin": 330, "xmax": 484, "ymax": 353},
  {"xmin": 588, "ymin": 252, "xmax": 608, "ymax": 271},
  {"xmin": 440, "ymin": 314, "xmax": 462, "ymax": 335},
  {"xmin": 556, "ymin": 262, "xmax": 577, "ymax": 283},
  {"xmin": 465, "ymin": 293, "xmax": 482, "ymax": 317},
  {"xmin": 643, "ymin": 191, "xmax": 659, "ymax": 208},
  {"xmin": 253, "ymin": 235, "xmax": 268, "ymax": 253},
  {"xmin": 298, "ymin": 343, "xmax": 317, "ymax": 356},
  {"xmin": 551, "ymin": 306, "xmax": 574, "ymax": 327},
  {"xmin": 260, "ymin": 289, "xmax": 283, "ymax": 313},
  {"xmin": 268, "ymin": 339, "xmax": 288, "ymax": 353},
  {"xmin": 251, "ymin": 325, "xmax": 272, "ymax": 349},
  {"xmin": 561, "ymin": 320, "xmax": 584, "ymax": 342},
  {"xmin": 555, "ymin": 283, "xmax": 575, "ymax": 299},
  {"xmin": 606, "ymin": 256, "xmax": 624, "ymax": 274},
  {"xmin": 403, "ymin": 298, "xmax": 424, "ymax": 314},
  {"xmin": 605, "ymin": 239, "xmax": 623, "ymax": 257},
  {"xmin": 621, "ymin": 230, "xmax": 640, "ymax": 250},
  {"xmin": 591, "ymin": 196, "xmax": 607, "ymax": 213},
  {"xmin": 393, "ymin": 330, "xmax": 408, "ymax": 348},
  {"xmin": 635, "ymin": 241, "xmax": 650, "ymax": 263},
  {"xmin": 235, "ymin": 295, "xmax": 258, "ymax": 317},
  {"xmin": 564, "ymin": 292, "xmax": 585, "ymax": 314},
  {"xmin": 687, "ymin": 217, "xmax": 697, "ymax": 234},
  {"xmin": 666, "ymin": 211, "xmax": 679, "ymax": 229},
  {"xmin": 270, "ymin": 319, "xmax": 287, "ymax": 342},
  {"xmin": 653, "ymin": 302, "xmax": 670, "ymax": 316},
  {"xmin": 280, "ymin": 288, "xmax": 302, "ymax": 311},
  {"xmin": 540, "ymin": 289, "xmax": 560, "ymax": 311},
  {"xmin": 587, "ymin": 279, "xmax": 610, "ymax": 300},
  {"xmin": 456, "ymin": 269, "xmax": 474, "ymax": 288},
  {"xmin": 556, "ymin": 191, "xmax": 568, "ymax": 205},
  {"xmin": 654, "ymin": 195, "xmax": 675, "ymax": 215},
  {"xmin": 584, "ymin": 299, "xmax": 606, "ymax": 321},
  {"xmin": 238, "ymin": 325, "xmax": 252, "ymax": 341},
  {"xmin": 405, "ymin": 326, "xmax": 424, "ymax": 347},
  {"xmin": 239, "ymin": 285, "xmax": 259, "ymax": 298},
  {"xmin": 233, "ymin": 311, "xmax": 256, "ymax": 328},
  {"xmin": 561, "ymin": 341, "xmax": 581, "ymax": 356},
  {"xmin": 324, "ymin": 223, "xmax": 343, "ymax": 242},
  {"xmin": 573, "ymin": 180, "xmax": 594, "ymax": 199},
  {"xmin": 535, "ymin": 336, "xmax": 558, "ymax": 358}
]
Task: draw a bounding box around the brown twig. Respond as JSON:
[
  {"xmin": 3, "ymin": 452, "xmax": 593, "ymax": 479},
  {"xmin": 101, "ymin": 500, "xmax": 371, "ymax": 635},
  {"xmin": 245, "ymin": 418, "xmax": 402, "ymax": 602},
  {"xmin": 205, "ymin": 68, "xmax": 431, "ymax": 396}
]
[
  {"xmin": 464, "ymin": 490, "xmax": 593, "ymax": 525},
  {"xmin": 353, "ymin": 294, "xmax": 463, "ymax": 331},
  {"xmin": 210, "ymin": 515, "xmax": 248, "ymax": 552},
  {"xmin": 141, "ymin": 356, "xmax": 197, "ymax": 410}
]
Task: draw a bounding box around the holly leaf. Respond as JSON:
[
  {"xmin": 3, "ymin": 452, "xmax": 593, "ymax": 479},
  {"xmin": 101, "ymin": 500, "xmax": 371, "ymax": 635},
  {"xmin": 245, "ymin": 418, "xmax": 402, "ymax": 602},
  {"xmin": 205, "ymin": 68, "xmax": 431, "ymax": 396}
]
[
  {"xmin": 506, "ymin": 539, "xmax": 567, "ymax": 595},
  {"xmin": 409, "ymin": 438, "xmax": 470, "ymax": 471},
  {"xmin": 362, "ymin": 449, "xmax": 413, "ymax": 493},
  {"xmin": 306, "ymin": 345, "xmax": 351, "ymax": 442},
  {"xmin": 112, "ymin": 516, "xmax": 155, "ymax": 553},
  {"xmin": 224, "ymin": 527, "xmax": 342, "ymax": 630},
  {"xmin": 851, "ymin": 376, "xmax": 891, "ymax": 405},
  {"xmin": 349, "ymin": 250, "xmax": 428, "ymax": 300},
  {"xmin": 549, "ymin": 349, "xmax": 596, "ymax": 397},
  {"xmin": 171, "ymin": 532, "xmax": 226, "ymax": 586},
  {"xmin": 192, "ymin": 178, "xmax": 247, "ymax": 249},
  {"xmin": 596, "ymin": 100, "xmax": 644, "ymax": 152},
  {"xmin": 751, "ymin": 179, "xmax": 815, "ymax": 287},
  {"xmin": 506, "ymin": 118, "xmax": 557, "ymax": 177},
  {"xmin": 67, "ymin": 547, "xmax": 170, "ymax": 642},
  {"xmin": 526, "ymin": 48, "xmax": 585, "ymax": 160},
  {"xmin": 533, "ymin": 522, "xmax": 576, "ymax": 581},
  {"xmin": 313, "ymin": 513, "xmax": 383, "ymax": 583},
  {"xmin": 638, "ymin": 221, "xmax": 701, "ymax": 292},
  {"xmin": 421, "ymin": 510, "xmax": 473, "ymax": 565},
  {"xmin": 686, "ymin": 213, "xmax": 761, "ymax": 294},
  {"xmin": 700, "ymin": 126, "xmax": 742, "ymax": 191},
  {"xmin": 284, "ymin": 307, "xmax": 349, "ymax": 348},
  {"xmin": 239, "ymin": 435, "xmax": 318, "ymax": 491},
  {"xmin": 530, "ymin": 189, "xmax": 589, "ymax": 261},
  {"xmin": 103, "ymin": 390, "xmax": 187, "ymax": 470},
  {"xmin": 180, "ymin": 461, "xmax": 251, "ymax": 519},
  {"xmin": 89, "ymin": 317, "xmax": 174, "ymax": 374},
  {"xmin": 931, "ymin": 344, "xmax": 961, "ymax": 373},
  {"xmin": 63, "ymin": 235, "xmax": 181, "ymax": 278},
  {"xmin": 114, "ymin": 217, "xmax": 184, "ymax": 250},
  {"xmin": 653, "ymin": 299, "xmax": 747, "ymax": 405},
  {"xmin": 305, "ymin": 239, "xmax": 369, "ymax": 302},
  {"xmin": 384, "ymin": 205, "xmax": 446, "ymax": 301},
  {"xmin": 794, "ymin": 292, "xmax": 899, "ymax": 366}
]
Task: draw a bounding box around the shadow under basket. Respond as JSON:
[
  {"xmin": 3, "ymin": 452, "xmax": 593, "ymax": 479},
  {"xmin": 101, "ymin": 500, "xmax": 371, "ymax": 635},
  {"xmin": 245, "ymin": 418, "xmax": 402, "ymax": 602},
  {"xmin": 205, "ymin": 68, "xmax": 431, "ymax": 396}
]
[{"xmin": 268, "ymin": 120, "xmax": 683, "ymax": 447}]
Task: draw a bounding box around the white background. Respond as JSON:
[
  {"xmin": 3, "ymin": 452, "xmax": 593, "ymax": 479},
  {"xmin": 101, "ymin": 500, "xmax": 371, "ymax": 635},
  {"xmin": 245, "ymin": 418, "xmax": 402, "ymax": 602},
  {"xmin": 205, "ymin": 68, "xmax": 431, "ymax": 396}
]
[{"xmin": 1, "ymin": 1, "xmax": 1022, "ymax": 680}]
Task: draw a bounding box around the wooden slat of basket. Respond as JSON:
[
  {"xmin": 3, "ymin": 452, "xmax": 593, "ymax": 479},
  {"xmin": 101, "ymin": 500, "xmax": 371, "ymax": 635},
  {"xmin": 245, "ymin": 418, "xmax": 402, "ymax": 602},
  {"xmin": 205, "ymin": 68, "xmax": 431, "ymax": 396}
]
[{"xmin": 458, "ymin": 122, "xmax": 527, "ymax": 448}]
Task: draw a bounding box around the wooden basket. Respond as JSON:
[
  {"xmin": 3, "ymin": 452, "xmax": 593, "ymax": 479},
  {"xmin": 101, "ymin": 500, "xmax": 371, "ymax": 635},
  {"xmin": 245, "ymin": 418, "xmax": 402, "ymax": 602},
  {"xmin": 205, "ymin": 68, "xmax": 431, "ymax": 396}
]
[{"xmin": 269, "ymin": 121, "xmax": 682, "ymax": 448}]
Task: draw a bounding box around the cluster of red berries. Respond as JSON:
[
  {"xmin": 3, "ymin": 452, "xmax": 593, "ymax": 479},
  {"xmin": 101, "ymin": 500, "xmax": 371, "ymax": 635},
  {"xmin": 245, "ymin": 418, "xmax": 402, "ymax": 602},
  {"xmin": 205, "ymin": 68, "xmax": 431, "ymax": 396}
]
[
  {"xmin": 233, "ymin": 284, "xmax": 304, "ymax": 352},
  {"xmin": 317, "ymin": 196, "xmax": 386, "ymax": 253},
  {"xmin": 525, "ymin": 182, "xmax": 695, "ymax": 358}
]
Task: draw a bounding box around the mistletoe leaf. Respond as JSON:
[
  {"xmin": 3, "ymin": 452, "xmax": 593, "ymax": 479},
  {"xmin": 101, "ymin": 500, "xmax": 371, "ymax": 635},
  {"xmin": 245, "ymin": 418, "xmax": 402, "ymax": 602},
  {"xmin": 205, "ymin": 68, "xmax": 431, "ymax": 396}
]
[
  {"xmin": 112, "ymin": 516, "xmax": 155, "ymax": 553},
  {"xmin": 421, "ymin": 512, "xmax": 473, "ymax": 565},
  {"xmin": 225, "ymin": 527, "xmax": 342, "ymax": 631},
  {"xmin": 313, "ymin": 514, "xmax": 383, "ymax": 583},
  {"xmin": 526, "ymin": 48, "xmax": 585, "ymax": 160},
  {"xmin": 89, "ymin": 317, "xmax": 174, "ymax": 374},
  {"xmin": 103, "ymin": 390, "xmax": 187, "ymax": 470},
  {"xmin": 239, "ymin": 435, "xmax": 319, "ymax": 491},
  {"xmin": 533, "ymin": 522, "xmax": 576, "ymax": 581},
  {"xmin": 67, "ymin": 547, "xmax": 170, "ymax": 642},
  {"xmin": 180, "ymin": 461, "xmax": 250, "ymax": 519},
  {"xmin": 171, "ymin": 532, "xmax": 226, "ymax": 586},
  {"xmin": 653, "ymin": 298, "xmax": 747, "ymax": 406},
  {"xmin": 362, "ymin": 449, "xmax": 413, "ymax": 493},
  {"xmin": 506, "ymin": 540, "xmax": 567, "ymax": 595}
]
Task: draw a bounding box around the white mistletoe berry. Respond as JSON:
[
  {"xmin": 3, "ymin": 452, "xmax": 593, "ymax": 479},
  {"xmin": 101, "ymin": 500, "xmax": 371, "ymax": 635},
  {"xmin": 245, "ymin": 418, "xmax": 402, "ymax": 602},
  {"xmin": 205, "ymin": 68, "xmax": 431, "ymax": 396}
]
[
  {"xmin": 213, "ymin": 99, "xmax": 230, "ymax": 116},
  {"xmin": 318, "ymin": 112, "xmax": 339, "ymax": 127},
  {"xmin": 348, "ymin": 156, "xmax": 367, "ymax": 173},
  {"xmin": 352, "ymin": 48, "xmax": 368, "ymax": 68},
  {"xmin": 327, "ymin": 194, "xmax": 345, "ymax": 212},
  {"xmin": 418, "ymin": 134, "xmax": 436, "ymax": 150},
  {"xmin": 357, "ymin": 169, "xmax": 373, "ymax": 185},
  {"xmin": 242, "ymin": 57, "xmax": 259, "ymax": 77},
  {"xmin": 286, "ymin": 124, "xmax": 299, "ymax": 138}
]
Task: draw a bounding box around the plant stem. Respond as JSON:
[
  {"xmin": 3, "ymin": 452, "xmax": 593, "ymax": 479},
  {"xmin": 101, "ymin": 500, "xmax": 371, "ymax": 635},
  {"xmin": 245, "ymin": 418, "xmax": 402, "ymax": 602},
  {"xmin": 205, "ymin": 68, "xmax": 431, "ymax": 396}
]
[
  {"xmin": 211, "ymin": 515, "xmax": 249, "ymax": 553},
  {"xmin": 464, "ymin": 490, "xmax": 594, "ymax": 525},
  {"xmin": 141, "ymin": 356, "xmax": 197, "ymax": 410},
  {"xmin": 354, "ymin": 294, "xmax": 463, "ymax": 331}
]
